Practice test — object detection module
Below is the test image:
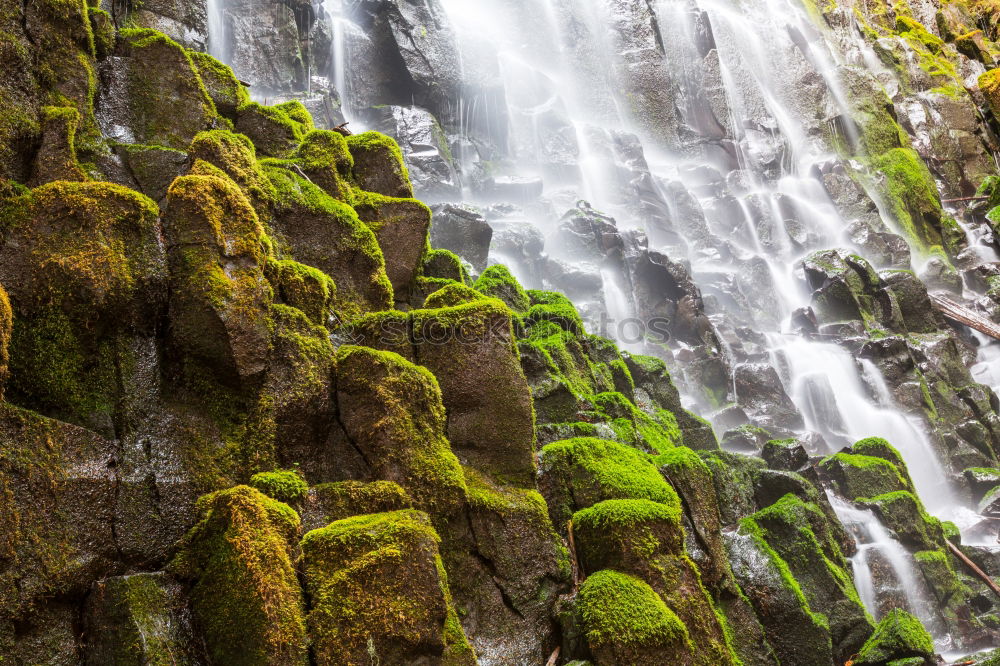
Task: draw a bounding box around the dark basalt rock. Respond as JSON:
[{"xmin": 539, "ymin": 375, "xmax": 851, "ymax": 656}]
[{"xmin": 429, "ymin": 203, "xmax": 493, "ymax": 272}]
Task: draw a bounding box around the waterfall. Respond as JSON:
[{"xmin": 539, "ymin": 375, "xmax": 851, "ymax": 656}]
[{"xmin": 206, "ymin": 0, "xmax": 228, "ymax": 64}]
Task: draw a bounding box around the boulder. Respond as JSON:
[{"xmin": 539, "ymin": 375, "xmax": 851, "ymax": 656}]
[
  {"xmin": 430, "ymin": 203, "xmax": 493, "ymax": 272},
  {"xmin": 346, "ymin": 131, "xmax": 414, "ymax": 198},
  {"xmin": 171, "ymin": 486, "xmax": 308, "ymax": 665},
  {"xmin": 366, "ymin": 104, "xmax": 461, "ymax": 201},
  {"xmin": 352, "ymin": 193, "xmax": 431, "ymax": 298},
  {"xmin": 854, "ymin": 608, "xmax": 934, "ymax": 666},
  {"xmin": 733, "ymin": 363, "xmax": 805, "ymax": 433},
  {"xmin": 300, "ymin": 510, "xmax": 475, "ymax": 665}
]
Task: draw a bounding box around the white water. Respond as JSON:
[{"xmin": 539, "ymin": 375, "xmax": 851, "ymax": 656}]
[{"xmin": 205, "ymin": 0, "xmax": 227, "ymax": 64}]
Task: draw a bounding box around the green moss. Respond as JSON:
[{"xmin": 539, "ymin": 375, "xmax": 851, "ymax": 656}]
[
  {"xmin": 525, "ymin": 290, "xmax": 586, "ymax": 334},
  {"xmin": 87, "ymin": 7, "xmax": 114, "ymax": 60},
  {"xmin": 235, "ymin": 101, "xmax": 304, "ymax": 158},
  {"xmin": 345, "ymin": 131, "xmax": 411, "ymax": 190},
  {"xmin": 188, "ymin": 50, "xmax": 250, "ymax": 116},
  {"xmin": 470, "ymin": 265, "xmax": 529, "ymax": 313},
  {"xmin": 858, "ymin": 491, "xmax": 942, "ymax": 550},
  {"xmin": 171, "ymin": 486, "xmax": 308, "ymax": 665},
  {"xmin": 423, "ymin": 282, "xmax": 484, "ymax": 309},
  {"xmin": 574, "ymin": 498, "xmax": 684, "ymax": 560},
  {"xmin": 309, "ymin": 481, "xmax": 413, "ymax": 525},
  {"xmin": 539, "ymin": 437, "xmax": 680, "ymax": 526},
  {"xmin": 249, "ymin": 469, "xmax": 308, "ymax": 505},
  {"xmin": 275, "ymin": 101, "xmax": 314, "ymax": 132},
  {"xmin": 423, "ymin": 248, "xmax": 469, "ymax": 284},
  {"xmin": 819, "ymin": 452, "xmax": 909, "ymax": 499},
  {"xmin": 869, "ymin": 147, "xmax": 945, "ymax": 249},
  {"xmin": 264, "ymin": 258, "xmax": 336, "ymax": 326},
  {"xmin": 588, "ymin": 391, "xmax": 681, "ymax": 454},
  {"xmin": 578, "ymin": 570, "xmax": 692, "ymax": 653},
  {"xmin": 188, "ymin": 130, "xmax": 276, "ymax": 209},
  {"xmin": 855, "ymin": 608, "xmax": 934, "ymax": 666},
  {"xmin": 980, "ymin": 68, "xmax": 1000, "ymax": 119},
  {"xmin": 300, "ymin": 509, "xmax": 473, "ymax": 664}
]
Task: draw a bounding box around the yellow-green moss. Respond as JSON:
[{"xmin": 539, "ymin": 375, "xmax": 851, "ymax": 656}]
[{"xmin": 249, "ymin": 469, "xmax": 308, "ymax": 505}]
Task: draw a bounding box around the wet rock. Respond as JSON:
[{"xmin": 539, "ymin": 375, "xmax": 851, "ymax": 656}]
[
  {"xmin": 113, "ymin": 143, "xmax": 188, "ymax": 206},
  {"xmin": 353, "ymin": 195, "xmax": 431, "ymax": 298},
  {"xmin": 853, "ymin": 608, "xmax": 934, "ymax": 666},
  {"xmin": 301, "ymin": 510, "xmax": 475, "ymax": 665},
  {"xmin": 83, "ymin": 572, "xmax": 202, "ymax": 664},
  {"xmin": 97, "ymin": 30, "xmax": 216, "ymax": 150},
  {"xmin": 30, "ymin": 106, "xmax": 86, "ymax": 186},
  {"xmin": 762, "ymin": 438, "xmax": 809, "ymax": 471},
  {"xmin": 171, "ymin": 486, "xmax": 308, "ymax": 665},
  {"xmin": 367, "ymin": 105, "xmax": 461, "ymax": 201},
  {"xmin": 301, "ymin": 481, "xmax": 413, "ymax": 532},
  {"xmin": 733, "ymin": 363, "xmax": 804, "ymax": 433},
  {"xmin": 126, "ymin": 0, "xmax": 208, "ymax": 50},
  {"xmin": 430, "ymin": 203, "xmax": 493, "ymax": 272},
  {"xmin": 721, "ymin": 424, "xmax": 773, "ymax": 453},
  {"xmin": 215, "ymin": 0, "xmax": 306, "ymax": 94},
  {"xmin": 189, "ymin": 50, "xmax": 248, "ymax": 118},
  {"xmin": 235, "ymin": 101, "xmax": 308, "ymax": 158},
  {"xmin": 347, "ymin": 131, "xmax": 414, "ymax": 198}
]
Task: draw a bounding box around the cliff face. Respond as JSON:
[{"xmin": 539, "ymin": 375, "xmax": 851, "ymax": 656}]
[{"xmin": 2, "ymin": 0, "xmax": 1000, "ymax": 665}]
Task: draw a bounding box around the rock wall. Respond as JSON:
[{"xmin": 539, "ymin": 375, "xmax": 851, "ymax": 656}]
[{"xmin": 2, "ymin": 1, "xmax": 1000, "ymax": 665}]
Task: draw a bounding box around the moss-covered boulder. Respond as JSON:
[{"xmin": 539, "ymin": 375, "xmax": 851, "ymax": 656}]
[
  {"xmin": 474, "ymin": 265, "xmax": 531, "ymax": 313},
  {"xmin": 101, "ymin": 29, "xmax": 216, "ymax": 149},
  {"xmin": 171, "ymin": 485, "xmax": 308, "ymax": 665},
  {"xmin": 249, "ymin": 469, "xmax": 308, "ymax": 506},
  {"xmin": 235, "ymin": 101, "xmax": 305, "ymax": 158},
  {"xmin": 539, "ymin": 437, "xmax": 680, "ymax": 530},
  {"xmin": 82, "ymin": 572, "xmax": 202, "ymax": 665},
  {"xmin": 187, "ymin": 129, "xmax": 276, "ymax": 216},
  {"xmin": 0, "ymin": 180, "xmax": 165, "ymax": 432},
  {"xmin": 573, "ymin": 498, "xmax": 736, "ymax": 666},
  {"xmin": 424, "ymin": 282, "xmax": 485, "ymax": 309},
  {"xmin": 266, "ymin": 164, "xmax": 392, "ymax": 317},
  {"xmin": 745, "ymin": 495, "xmax": 872, "ymax": 662},
  {"xmin": 162, "ymin": 174, "xmax": 272, "ymax": 382},
  {"xmin": 301, "ymin": 480, "xmax": 413, "ymax": 532},
  {"xmin": 820, "ymin": 452, "xmax": 909, "ymax": 500},
  {"xmin": 854, "ymin": 608, "xmax": 934, "ymax": 666},
  {"xmin": 331, "ymin": 346, "xmax": 467, "ymax": 512},
  {"xmin": 346, "ymin": 131, "xmax": 413, "ymax": 198},
  {"xmin": 300, "ymin": 509, "xmax": 475, "ymax": 665},
  {"xmin": 980, "ymin": 69, "xmax": 1000, "ymax": 122},
  {"xmin": 355, "ymin": 300, "xmax": 537, "ymax": 486},
  {"xmin": 0, "ymin": 404, "xmax": 117, "ymax": 627},
  {"xmin": 423, "ymin": 249, "xmax": 468, "ymax": 284},
  {"xmin": 189, "ymin": 50, "xmax": 248, "ymax": 118},
  {"xmin": 858, "ymin": 491, "xmax": 943, "ymax": 551},
  {"xmin": 625, "ymin": 353, "xmax": 719, "ymax": 450},
  {"xmin": 264, "ymin": 259, "xmax": 336, "ymax": 326},
  {"xmin": 578, "ymin": 570, "xmax": 693, "ymax": 664},
  {"xmin": 352, "ymin": 192, "xmax": 431, "ymax": 298},
  {"xmin": 294, "ymin": 129, "xmax": 354, "ymax": 201},
  {"xmin": 113, "ymin": 142, "xmax": 189, "ymax": 206}
]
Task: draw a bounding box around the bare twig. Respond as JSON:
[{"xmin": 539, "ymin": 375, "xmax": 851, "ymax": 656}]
[
  {"xmin": 333, "ymin": 121, "xmax": 353, "ymax": 136},
  {"xmin": 947, "ymin": 540, "xmax": 1000, "ymax": 600},
  {"xmin": 942, "ymin": 195, "xmax": 989, "ymax": 203},
  {"xmin": 545, "ymin": 646, "xmax": 561, "ymax": 666}
]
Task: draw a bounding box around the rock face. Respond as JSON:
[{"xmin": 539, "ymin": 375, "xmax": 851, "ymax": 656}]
[{"xmin": 6, "ymin": 0, "xmax": 1000, "ymax": 663}]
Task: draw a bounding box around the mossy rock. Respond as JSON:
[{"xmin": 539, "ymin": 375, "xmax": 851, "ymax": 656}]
[
  {"xmin": 819, "ymin": 452, "xmax": 909, "ymax": 500},
  {"xmin": 162, "ymin": 174, "xmax": 273, "ymax": 383},
  {"xmin": 82, "ymin": 572, "xmax": 202, "ymax": 665},
  {"xmin": 294, "ymin": 129, "xmax": 354, "ymax": 201},
  {"xmin": 408, "ymin": 300, "xmax": 537, "ymax": 486},
  {"xmin": 474, "ymin": 265, "xmax": 531, "ymax": 314},
  {"xmin": 624, "ymin": 353, "xmax": 719, "ymax": 450},
  {"xmin": 699, "ymin": 450, "xmax": 767, "ymax": 526},
  {"xmin": 235, "ymin": 101, "xmax": 304, "ymax": 158},
  {"xmin": 114, "ymin": 142, "xmax": 189, "ymax": 205},
  {"xmin": 423, "ymin": 282, "xmax": 485, "ymax": 309},
  {"xmin": 264, "ymin": 258, "xmax": 336, "ymax": 326},
  {"xmin": 346, "ymin": 131, "xmax": 413, "ymax": 198},
  {"xmin": 30, "ymin": 105, "xmax": 86, "ymax": 186},
  {"xmin": 0, "ymin": 403, "xmax": 117, "ymax": 623},
  {"xmin": 980, "ymin": 69, "xmax": 1000, "ymax": 122},
  {"xmin": 587, "ymin": 390, "xmax": 682, "ymax": 454},
  {"xmin": 746, "ymin": 494, "xmax": 872, "ymax": 662},
  {"xmin": 0, "ymin": 180, "xmax": 165, "ymax": 432},
  {"xmin": 539, "ymin": 437, "xmax": 680, "ymax": 530},
  {"xmin": 352, "ymin": 192, "xmax": 431, "ymax": 298},
  {"xmin": 858, "ymin": 491, "xmax": 943, "ymax": 551},
  {"xmin": 332, "ymin": 346, "xmax": 467, "ymax": 513},
  {"xmin": 574, "ymin": 498, "xmax": 684, "ymax": 570},
  {"xmin": 655, "ymin": 446, "xmax": 729, "ymax": 587},
  {"xmin": 423, "ymin": 249, "xmax": 469, "ymax": 284},
  {"xmin": 265, "ymin": 164, "xmax": 392, "ymax": 318},
  {"xmin": 187, "ymin": 129, "xmax": 276, "ymax": 216},
  {"xmin": 855, "ymin": 608, "xmax": 934, "ymax": 666},
  {"xmin": 301, "ymin": 480, "xmax": 413, "ymax": 532},
  {"xmin": 189, "ymin": 50, "xmax": 248, "ymax": 117},
  {"xmin": 249, "ymin": 469, "xmax": 308, "ymax": 506},
  {"xmin": 110, "ymin": 29, "xmax": 217, "ymax": 149},
  {"xmin": 171, "ymin": 485, "xmax": 307, "ymax": 665},
  {"xmin": 300, "ymin": 509, "xmax": 475, "ymax": 665},
  {"xmin": 578, "ymin": 570, "xmax": 694, "ymax": 664}
]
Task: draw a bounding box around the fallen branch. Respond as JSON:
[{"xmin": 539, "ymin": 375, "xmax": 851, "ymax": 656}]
[
  {"xmin": 333, "ymin": 121, "xmax": 353, "ymax": 136},
  {"xmin": 947, "ymin": 539, "xmax": 1000, "ymax": 601},
  {"xmin": 942, "ymin": 195, "xmax": 989, "ymax": 203},
  {"xmin": 567, "ymin": 519, "xmax": 582, "ymax": 590},
  {"xmin": 930, "ymin": 293, "xmax": 1000, "ymax": 342},
  {"xmin": 545, "ymin": 646, "xmax": 561, "ymax": 666}
]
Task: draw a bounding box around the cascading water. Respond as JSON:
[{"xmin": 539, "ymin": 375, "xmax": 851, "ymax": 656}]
[{"xmin": 205, "ymin": 0, "xmax": 1000, "ymax": 650}]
